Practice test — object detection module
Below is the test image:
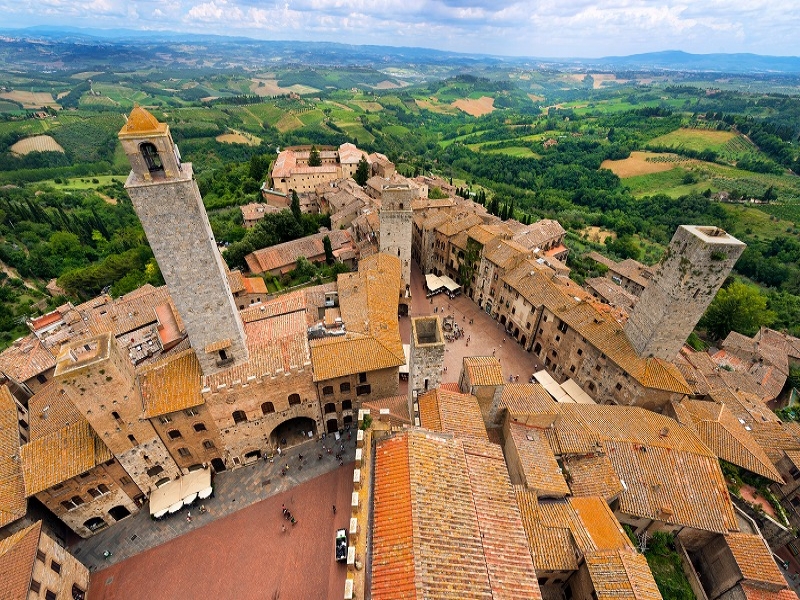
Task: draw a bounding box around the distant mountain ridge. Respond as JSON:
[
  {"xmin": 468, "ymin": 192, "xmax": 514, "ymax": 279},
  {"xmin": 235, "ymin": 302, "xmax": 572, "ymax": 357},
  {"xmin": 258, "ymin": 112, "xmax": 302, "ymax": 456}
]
[{"xmin": 1, "ymin": 26, "xmax": 800, "ymax": 74}]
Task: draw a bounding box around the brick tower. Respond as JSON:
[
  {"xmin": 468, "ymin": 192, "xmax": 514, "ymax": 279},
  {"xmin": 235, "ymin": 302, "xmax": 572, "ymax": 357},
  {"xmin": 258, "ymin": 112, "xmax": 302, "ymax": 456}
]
[
  {"xmin": 119, "ymin": 107, "xmax": 247, "ymax": 375},
  {"xmin": 408, "ymin": 316, "xmax": 445, "ymax": 424},
  {"xmin": 379, "ymin": 184, "xmax": 414, "ymax": 309},
  {"xmin": 54, "ymin": 333, "xmax": 181, "ymax": 492},
  {"xmin": 624, "ymin": 225, "xmax": 745, "ymax": 360}
]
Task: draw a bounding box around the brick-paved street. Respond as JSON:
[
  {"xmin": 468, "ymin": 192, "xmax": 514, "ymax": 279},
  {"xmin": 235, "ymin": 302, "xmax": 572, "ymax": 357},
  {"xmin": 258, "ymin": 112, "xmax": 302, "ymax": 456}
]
[
  {"xmin": 401, "ymin": 262, "xmax": 543, "ymax": 385},
  {"xmin": 77, "ymin": 432, "xmax": 356, "ymax": 599}
]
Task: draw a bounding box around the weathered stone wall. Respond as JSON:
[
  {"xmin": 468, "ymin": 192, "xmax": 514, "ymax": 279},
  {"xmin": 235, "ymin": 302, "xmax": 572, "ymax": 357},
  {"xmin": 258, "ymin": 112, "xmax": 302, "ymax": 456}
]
[
  {"xmin": 149, "ymin": 403, "xmax": 225, "ymax": 473},
  {"xmin": 379, "ymin": 186, "xmax": 415, "ymax": 291},
  {"xmin": 36, "ymin": 461, "xmax": 140, "ymax": 539},
  {"xmin": 409, "ymin": 317, "xmax": 445, "ymax": 418},
  {"xmin": 625, "ymin": 226, "xmax": 745, "ymax": 360},
  {"xmin": 692, "ymin": 534, "xmax": 742, "ymax": 600},
  {"xmin": 125, "ymin": 164, "xmax": 248, "ymax": 375},
  {"xmin": 56, "ymin": 335, "xmax": 181, "ymax": 492},
  {"xmin": 31, "ymin": 528, "xmax": 90, "ymax": 597}
]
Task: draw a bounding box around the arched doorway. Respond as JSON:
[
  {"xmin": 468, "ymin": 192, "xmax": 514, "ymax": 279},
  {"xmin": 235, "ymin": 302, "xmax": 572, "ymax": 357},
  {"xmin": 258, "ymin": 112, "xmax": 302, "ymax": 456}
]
[
  {"xmin": 210, "ymin": 457, "xmax": 226, "ymax": 472},
  {"xmin": 327, "ymin": 418, "xmax": 339, "ymax": 433},
  {"xmin": 84, "ymin": 517, "xmax": 107, "ymax": 533},
  {"xmin": 270, "ymin": 416, "xmax": 317, "ymax": 449},
  {"xmin": 108, "ymin": 505, "xmax": 131, "ymax": 522}
]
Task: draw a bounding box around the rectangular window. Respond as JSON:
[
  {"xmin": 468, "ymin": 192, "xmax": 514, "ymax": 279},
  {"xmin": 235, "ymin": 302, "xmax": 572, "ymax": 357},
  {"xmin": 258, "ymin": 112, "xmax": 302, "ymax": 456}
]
[
  {"xmin": 791, "ymin": 466, "xmax": 800, "ymax": 481},
  {"xmin": 119, "ymin": 476, "xmax": 132, "ymax": 486},
  {"xmin": 178, "ymin": 447, "xmax": 191, "ymax": 458},
  {"xmin": 356, "ymin": 384, "xmax": 371, "ymax": 396},
  {"xmin": 30, "ymin": 581, "xmax": 41, "ymax": 594},
  {"xmin": 45, "ymin": 590, "xmax": 57, "ymax": 600},
  {"xmin": 358, "ymin": 372, "xmax": 367, "ymax": 384},
  {"xmin": 159, "ymin": 416, "xmax": 172, "ymax": 425},
  {"xmin": 50, "ymin": 560, "xmax": 61, "ymax": 574},
  {"xmin": 185, "ymin": 408, "xmax": 199, "ymax": 417},
  {"xmin": 615, "ymin": 383, "xmax": 622, "ymax": 391},
  {"xmin": 36, "ymin": 549, "xmax": 46, "ymax": 562}
]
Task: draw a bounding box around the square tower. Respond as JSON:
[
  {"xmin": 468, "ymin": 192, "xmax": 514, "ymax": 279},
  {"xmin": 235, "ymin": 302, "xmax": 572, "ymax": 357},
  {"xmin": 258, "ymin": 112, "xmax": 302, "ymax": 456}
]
[
  {"xmin": 118, "ymin": 107, "xmax": 247, "ymax": 375},
  {"xmin": 379, "ymin": 184, "xmax": 414, "ymax": 305},
  {"xmin": 408, "ymin": 316, "xmax": 445, "ymax": 423},
  {"xmin": 624, "ymin": 226, "xmax": 745, "ymax": 360}
]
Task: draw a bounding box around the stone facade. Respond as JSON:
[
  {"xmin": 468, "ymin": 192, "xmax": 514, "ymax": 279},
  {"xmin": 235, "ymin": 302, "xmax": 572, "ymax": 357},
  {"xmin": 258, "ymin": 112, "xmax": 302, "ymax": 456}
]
[
  {"xmin": 408, "ymin": 317, "xmax": 445, "ymax": 422},
  {"xmin": 317, "ymin": 367, "xmax": 400, "ymax": 431},
  {"xmin": 30, "ymin": 524, "xmax": 91, "ymax": 598},
  {"xmin": 119, "ymin": 108, "xmax": 248, "ymax": 376},
  {"xmin": 33, "ymin": 458, "xmax": 141, "ymax": 538},
  {"xmin": 54, "ymin": 333, "xmax": 181, "ymax": 493},
  {"xmin": 379, "ymin": 185, "xmax": 415, "ymax": 296},
  {"xmin": 625, "ymin": 226, "xmax": 745, "ymax": 360},
  {"xmin": 149, "ymin": 403, "xmax": 225, "ymax": 473}
]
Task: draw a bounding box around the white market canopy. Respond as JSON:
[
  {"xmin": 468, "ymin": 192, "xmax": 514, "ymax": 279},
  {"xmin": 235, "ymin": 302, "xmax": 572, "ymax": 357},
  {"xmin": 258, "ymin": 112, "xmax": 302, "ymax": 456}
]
[{"xmin": 149, "ymin": 468, "xmax": 212, "ymax": 516}]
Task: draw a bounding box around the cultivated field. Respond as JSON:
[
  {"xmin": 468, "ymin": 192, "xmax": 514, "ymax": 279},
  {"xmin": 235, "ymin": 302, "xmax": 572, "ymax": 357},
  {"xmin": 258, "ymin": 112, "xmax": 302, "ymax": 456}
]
[
  {"xmin": 275, "ymin": 113, "xmax": 304, "ymax": 133},
  {"xmin": 581, "ymin": 226, "xmax": 616, "ymax": 243},
  {"xmin": 215, "ymin": 129, "xmax": 262, "ymax": 145},
  {"xmin": 0, "ymin": 91, "xmax": 59, "ymax": 109},
  {"xmin": 415, "ymin": 98, "xmax": 457, "ymax": 114},
  {"xmin": 452, "ymin": 96, "xmax": 495, "ymax": 116},
  {"xmin": 601, "ymin": 151, "xmax": 690, "ymax": 178},
  {"xmin": 249, "ymin": 78, "xmax": 319, "ymax": 96},
  {"xmin": 10, "ymin": 135, "xmax": 65, "ymax": 155},
  {"xmin": 648, "ymin": 128, "xmax": 737, "ymax": 152},
  {"xmin": 352, "ymin": 101, "xmax": 383, "ymax": 112}
]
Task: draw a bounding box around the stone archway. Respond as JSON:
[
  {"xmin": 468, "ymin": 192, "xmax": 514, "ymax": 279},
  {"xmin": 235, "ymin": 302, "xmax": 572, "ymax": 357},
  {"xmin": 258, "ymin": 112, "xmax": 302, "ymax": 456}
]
[
  {"xmin": 270, "ymin": 416, "xmax": 317, "ymax": 449},
  {"xmin": 108, "ymin": 505, "xmax": 131, "ymax": 522}
]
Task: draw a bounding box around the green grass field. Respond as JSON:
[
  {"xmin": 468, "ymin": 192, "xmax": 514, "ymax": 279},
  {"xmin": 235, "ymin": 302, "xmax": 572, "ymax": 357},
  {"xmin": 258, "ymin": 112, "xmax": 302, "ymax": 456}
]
[
  {"xmin": 648, "ymin": 128, "xmax": 737, "ymax": 152},
  {"xmin": 482, "ymin": 146, "xmax": 541, "ymax": 158}
]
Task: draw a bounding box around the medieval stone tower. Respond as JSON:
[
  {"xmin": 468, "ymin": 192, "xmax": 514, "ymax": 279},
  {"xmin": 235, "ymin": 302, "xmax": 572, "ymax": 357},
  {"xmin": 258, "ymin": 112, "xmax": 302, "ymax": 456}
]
[
  {"xmin": 379, "ymin": 184, "xmax": 414, "ymax": 305},
  {"xmin": 119, "ymin": 107, "xmax": 248, "ymax": 375},
  {"xmin": 408, "ymin": 316, "xmax": 445, "ymax": 424},
  {"xmin": 54, "ymin": 333, "xmax": 181, "ymax": 492},
  {"xmin": 624, "ymin": 225, "xmax": 745, "ymax": 360}
]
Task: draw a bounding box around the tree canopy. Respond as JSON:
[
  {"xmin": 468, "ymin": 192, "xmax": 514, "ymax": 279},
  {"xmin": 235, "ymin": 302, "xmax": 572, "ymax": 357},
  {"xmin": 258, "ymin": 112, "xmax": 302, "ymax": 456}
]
[{"xmin": 700, "ymin": 280, "xmax": 775, "ymax": 340}]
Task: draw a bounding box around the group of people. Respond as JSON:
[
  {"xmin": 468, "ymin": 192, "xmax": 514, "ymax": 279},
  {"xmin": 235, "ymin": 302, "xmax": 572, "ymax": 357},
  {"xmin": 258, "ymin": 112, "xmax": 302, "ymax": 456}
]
[{"xmin": 281, "ymin": 504, "xmax": 298, "ymax": 530}]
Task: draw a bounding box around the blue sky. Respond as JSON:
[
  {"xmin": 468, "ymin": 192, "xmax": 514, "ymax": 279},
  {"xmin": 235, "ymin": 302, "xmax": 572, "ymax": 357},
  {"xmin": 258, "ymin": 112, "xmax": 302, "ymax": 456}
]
[{"xmin": 2, "ymin": 0, "xmax": 798, "ymax": 58}]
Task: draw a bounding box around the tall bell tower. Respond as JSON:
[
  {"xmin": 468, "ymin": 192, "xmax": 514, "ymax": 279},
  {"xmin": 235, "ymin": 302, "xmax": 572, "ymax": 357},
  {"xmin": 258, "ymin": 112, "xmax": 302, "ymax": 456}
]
[{"xmin": 119, "ymin": 107, "xmax": 248, "ymax": 375}]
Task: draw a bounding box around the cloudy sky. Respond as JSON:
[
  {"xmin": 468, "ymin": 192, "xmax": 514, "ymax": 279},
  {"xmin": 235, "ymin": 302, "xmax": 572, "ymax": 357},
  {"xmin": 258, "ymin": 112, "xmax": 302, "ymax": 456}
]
[{"xmin": 2, "ymin": 0, "xmax": 798, "ymax": 58}]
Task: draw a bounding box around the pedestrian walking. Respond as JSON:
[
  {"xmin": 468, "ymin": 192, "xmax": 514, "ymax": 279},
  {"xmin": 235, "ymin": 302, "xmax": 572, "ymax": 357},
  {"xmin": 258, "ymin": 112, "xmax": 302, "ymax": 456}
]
[
  {"xmin": 282, "ymin": 524, "xmax": 286, "ymax": 533},
  {"xmin": 492, "ymin": 348, "xmax": 496, "ymax": 356},
  {"xmin": 333, "ymin": 504, "xmax": 337, "ymax": 515}
]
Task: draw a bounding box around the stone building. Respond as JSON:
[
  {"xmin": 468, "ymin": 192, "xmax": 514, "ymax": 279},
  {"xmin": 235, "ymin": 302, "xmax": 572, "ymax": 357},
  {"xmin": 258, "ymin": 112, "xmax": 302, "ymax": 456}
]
[
  {"xmin": 587, "ymin": 251, "xmax": 655, "ymax": 297},
  {"xmin": 378, "ymin": 184, "xmax": 415, "ymax": 301},
  {"xmin": 119, "ymin": 106, "xmax": 248, "ymax": 375},
  {"xmin": 457, "ymin": 356, "xmax": 504, "ymax": 424},
  {"xmin": 52, "ymin": 334, "xmax": 181, "ymax": 494},
  {"xmin": 0, "ymin": 520, "xmax": 90, "ymax": 600},
  {"xmin": 624, "ymin": 226, "xmax": 745, "ymax": 361},
  {"xmin": 19, "ymin": 381, "xmax": 143, "ymax": 538},
  {"xmin": 270, "ymin": 143, "xmax": 372, "ymax": 194},
  {"xmin": 407, "ymin": 317, "xmax": 445, "ymax": 423},
  {"xmin": 244, "ymin": 229, "xmax": 357, "ymax": 276}
]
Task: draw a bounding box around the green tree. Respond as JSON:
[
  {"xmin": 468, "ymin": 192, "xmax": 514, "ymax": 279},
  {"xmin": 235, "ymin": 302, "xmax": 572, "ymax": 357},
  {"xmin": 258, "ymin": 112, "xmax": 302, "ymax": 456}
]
[
  {"xmin": 700, "ymin": 280, "xmax": 775, "ymax": 340},
  {"xmin": 323, "ymin": 235, "xmax": 334, "ymax": 265},
  {"xmin": 308, "ymin": 145, "xmax": 321, "ymax": 167},
  {"xmin": 355, "ymin": 155, "xmax": 370, "ymax": 186},
  {"xmin": 291, "ymin": 190, "xmax": 302, "ymax": 223}
]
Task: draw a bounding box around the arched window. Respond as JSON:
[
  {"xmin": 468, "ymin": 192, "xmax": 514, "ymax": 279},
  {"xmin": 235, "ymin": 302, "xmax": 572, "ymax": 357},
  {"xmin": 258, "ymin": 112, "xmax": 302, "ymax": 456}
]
[
  {"xmin": 261, "ymin": 402, "xmax": 275, "ymax": 415},
  {"xmin": 342, "ymin": 400, "xmax": 352, "ymax": 411},
  {"xmin": 167, "ymin": 429, "xmax": 182, "ymax": 439},
  {"xmin": 340, "ymin": 383, "xmax": 350, "ymax": 394},
  {"xmin": 146, "ymin": 465, "xmax": 164, "ymax": 478},
  {"xmin": 140, "ymin": 142, "xmax": 163, "ymax": 172},
  {"xmin": 288, "ymin": 393, "xmax": 301, "ymax": 406},
  {"xmin": 322, "ymin": 386, "xmax": 334, "ymax": 396},
  {"xmin": 324, "ymin": 402, "xmax": 336, "ymax": 414},
  {"xmin": 232, "ymin": 410, "xmax": 247, "ymax": 424},
  {"xmin": 193, "ymin": 423, "xmax": 207, "ymax": 432}
]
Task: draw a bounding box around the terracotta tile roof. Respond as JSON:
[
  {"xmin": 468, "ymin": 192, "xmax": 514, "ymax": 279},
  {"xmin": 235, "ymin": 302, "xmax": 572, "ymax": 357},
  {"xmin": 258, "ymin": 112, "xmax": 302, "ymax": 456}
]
[
  {"xmin": 463, "ymin": 356, "xmax": 504, "ymax": 387},
  {"xmin": 512, "ymin": 219, "xmax": 566, "ymax": 250},
  {"xmin": 311, "ymin": 254, "xmax": 404, "ymax": 381},
  {"xmin": 138, "ymin": 349, "xmax": 203, "ymax": 418},
  {"xmin": 20, "ymin": 420, "xmax": 112, "ymax": 496},
  {"xmin": 271, "ymin": 148, "xmax": 297, "ymax": 179},
  {"xmin": 371, "ymin": 434, "xmax": 417, "ymax": 599},
  {"xmin": 120, "ymin": 106, "xmax": 167, "ymax": 136},
  {"xmin": 240, "ymin": 202, "xmax": 279, "ymax": 222},
  {"xmin": 741, "ymin": 584, "xmax": 799, "ymax": 600},
  {"xmin": 373, "ymin": 431, "xmax": 540, "ymax": 599},
  {"xmin": 515, "ymin": 488, "xmax": 579, "ymax": 571},
  {"xmin": 204, "ymin": 310, "xmax": 311, "ymax": 389},
  {"xmin": 243, "ymin": 277, "xmax": 268, "ymax": 295},
  {"xmin": 418, "ymin": 388, "xmax": 488, "ymax": 441},
  {"xmin": 585, "ymin": 550, "xmax": 663, "ymax": 600},
  {"xmin": 467, "ymin": 224, "xmax": 503, "ymax": 246},
  {"xmin": 87, "ymin": 284, "xmax": 183, "ymax": 338},
  {"xmin": 484, "ymin": 238, "xmax": 533, "ymax": 270},
  {"xmin": 725, "ymin": 533, "xmax": 786, "ymax": 588},
  {"xmin": 670, "ymin": 399, "xmax": 783, "ymax": 483},
  {"xmin": 435, "ymin": 213, "xmax": 484, "ymax": 237},
  {"xmin": 0, "ymin": 386, "xmax": 26, "ymax": 528},
  {"xmin": 551, "ymin": 301, "xmax": 690, "ymax": 394},
  {"xmin": 27, "ymin": 383, "xmax": 83, "ymax": 441},
  {"xmin": 0, "ymin": 520, "xmax": 41, "ymax": 600},
  {"xmin": 245, "ymin": 229, "xmax": 354, "ymax": 274},
  {"xmin": 562, "ymin": 453, "xmax": 624, "ymax": 500},
  {"xmin": 585, "ymin": 277, "xmax": 638, "ymax": 311},
  {"xmin": 0, "ymin": 335, "xmax": 55, "ymax": 383},
  {"xmin": 498, "ymin": 383, "xmax": 559, "ymax": 419},
  {"xmin": 569, "ymin": 496, "xmax": 632, "ymax": 552},
  {"xmin": 508, "ymin": 422, "xmax": 570, "ymax": 497},
  {"xmin": 241, "ymin": 288, "xmax": 307, "ymax": 324},
  {"xmin": 362, "ymin": 395, "xmax": 411, "ymax": 426},
  {"xmin": 527, "ymin": 404, "xmax": 738, "ymax": 533},
  {"xmin": 227, "ymin": 269, "xmax": 246, "ymax": 294}
]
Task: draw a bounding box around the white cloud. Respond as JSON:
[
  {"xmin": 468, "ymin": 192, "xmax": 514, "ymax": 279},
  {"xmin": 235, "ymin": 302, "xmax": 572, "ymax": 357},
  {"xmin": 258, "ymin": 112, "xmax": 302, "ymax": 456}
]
[{"xmin": 0, "ymin": 0, "xmax": 796, "ymax": 57}]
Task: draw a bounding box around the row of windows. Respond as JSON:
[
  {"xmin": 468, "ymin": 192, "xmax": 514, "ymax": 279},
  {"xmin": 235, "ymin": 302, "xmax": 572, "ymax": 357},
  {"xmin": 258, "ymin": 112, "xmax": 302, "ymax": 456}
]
[
  {"xmin": 324, "ymin": 401, "xmax": 353, "ymax": 413},
  {"xmin": 59, "ymin": 484, "xmax": 111, "ymax": 510}
]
